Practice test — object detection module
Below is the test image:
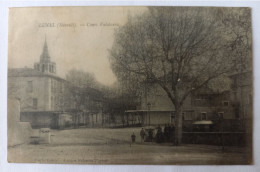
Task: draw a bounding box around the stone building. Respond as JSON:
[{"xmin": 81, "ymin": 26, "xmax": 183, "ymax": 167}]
[
  {"xmin": 125, "ymin": 75, "xmax": 251, "ymax": 133},
  {"xmin": 8, "ymin": 38, "xmax": 108, "ymax": 129},
  {"xmin": 8, "ymin": 39, "xmax": 73, "ymax": 128}
]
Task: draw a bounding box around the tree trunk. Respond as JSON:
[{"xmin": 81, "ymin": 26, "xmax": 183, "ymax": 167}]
[{"xmin": 174, "ymin": 107, "xmax": 183, "ymax": 145}]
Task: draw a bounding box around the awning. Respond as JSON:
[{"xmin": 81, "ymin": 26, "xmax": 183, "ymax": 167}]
[{"xmin": 192, "ymin": 120, "xmax": 213, "ymax": 125}]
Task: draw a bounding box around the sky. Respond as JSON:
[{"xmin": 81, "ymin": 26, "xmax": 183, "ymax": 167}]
[{"xmin": 8, "ymin": 7, "xmax": 147, "ymax": 86}]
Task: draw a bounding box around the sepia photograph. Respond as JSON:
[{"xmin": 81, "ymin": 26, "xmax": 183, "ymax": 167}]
[{"xmin": 7, "ymin": 6, "xmax": 253, "ymax": 165}]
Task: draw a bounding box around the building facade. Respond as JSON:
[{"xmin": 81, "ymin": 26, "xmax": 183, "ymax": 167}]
[
  {"xmin": 8, "ymin": 38, "xmax": 108, "ymax": 129},
  {"xmin": 8, "ymin": 39, "xmax": 74, "ymax": 129},
  {"xmin": 125, "ymin": 76, "xmax": 252, "ymax": 133}
]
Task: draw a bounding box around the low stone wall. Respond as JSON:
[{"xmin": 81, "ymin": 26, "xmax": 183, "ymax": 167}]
[
  {"xmin": 8, "ymin": 98, "xmax": 32, "ymax": 147},
  {"xmin": 20, "ymin": 111, "xmax": 55, "ymax": 129}
]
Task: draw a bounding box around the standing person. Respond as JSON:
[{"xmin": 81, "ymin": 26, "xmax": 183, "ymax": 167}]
[
  {"xmin": 170, "ymin": 124, "xmax": 175, "ymax": 144},
  {"xmin": 164, "ymin": 124, "xmax": 169, "ymax": 142},
  {"xmin": 140, "ymin": 128, "xmax": 145, "ymax": 142},
  {"xmin": 148, "ymin": 128, "xmax": 153, "ymax": 142},
  {"xmin": 131, "ymin": 132, "xmax": 136, "ymax": 143},
  {"xmin": 169, "ymin": 124, "xmax": 174, "ymax": 143},
  {"xmin": 157, "ymin": 125, "xmax": 162, "ymax": 133},
  {"xmin": 156, "ymin": 125, "xmax": 163, "ymax": 143}
]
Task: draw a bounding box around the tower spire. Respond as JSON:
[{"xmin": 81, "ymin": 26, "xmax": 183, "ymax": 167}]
[
  {"xmin": 40, "ymin": 35, "xmax": 50, "ymax": 62},
  {"xmin": 34, "ymin": 35, "xmax": 56, "ymax": 74}
]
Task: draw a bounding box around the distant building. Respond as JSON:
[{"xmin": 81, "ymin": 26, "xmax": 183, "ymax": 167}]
[
  {"xmin": 71, "ymin": 86, "xmax": 105, "ymax": 128},
  {"xmin": 125, "ymin": 73, "xmax": 252, "ymax": 133}
]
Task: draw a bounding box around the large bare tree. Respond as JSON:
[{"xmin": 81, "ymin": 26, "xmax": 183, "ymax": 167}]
[{"xmin": 110, "ymin": 7, "xmax": 250, "ymax": 145}]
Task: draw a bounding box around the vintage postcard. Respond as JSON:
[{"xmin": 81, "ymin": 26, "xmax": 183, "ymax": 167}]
[{"xmin": 7, "ymin": 6, "xmax": 253, "ymax": 165}]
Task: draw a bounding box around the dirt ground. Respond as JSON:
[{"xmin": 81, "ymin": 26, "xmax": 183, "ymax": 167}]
[{"xmin": 8, "ymin": 128, "xmax": 251, "ymax": 165}]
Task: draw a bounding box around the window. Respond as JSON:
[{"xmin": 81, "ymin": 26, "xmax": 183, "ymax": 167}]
[
  {"xmin": 51, "ymin": 96, "xmax": 54, "ymax": 110},
  {"xmin": 194, "ymin": 95, "xmax": 208, "ymax": 107},
  {"xmin": 223, "ymin": 101, "xmax": 229, "ymax": 106},
  {"xmin": 200, "ymin": 112, "xmax": 207, "ymax": 120},
  {"xmin": 33, "ymin": 98, "xmax": 37, "ymax": 109},
  {"xmin": 51, "ymin": 79, "xmax": 54, "ymax": 93},
  {"xmin": 27, "ymin": 81, "xmax": 33, "ymax": 93},
  {"xmin": 218, "ymin": 112, "xmax": 224, "ymax": 120},
  {"xmin": 170, "ymin": 112, "xmax": 175, "ymax": 124}
]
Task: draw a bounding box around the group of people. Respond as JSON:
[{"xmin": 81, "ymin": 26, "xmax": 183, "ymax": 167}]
[
  {"xmin": 131, "ymin": 124, "xmax": 175, "ymax": 144},
  {"xmin": 163, "ymin": 124, "xmax": 176, "ymax": 143},
  {"xmin": 155, "ymin": 124, "xmax": 175, "ymax": 143}
]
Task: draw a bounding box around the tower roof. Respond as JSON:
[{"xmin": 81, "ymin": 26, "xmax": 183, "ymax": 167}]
[{"xmin": 40, "ymin": 36, "xmax": 51, "ymax": 63}]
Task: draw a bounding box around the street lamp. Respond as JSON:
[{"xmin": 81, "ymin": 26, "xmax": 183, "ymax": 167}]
[
  {"xmin": 147, "ymin": 102, "xmax": 151, "ymax": 126},
  {"xmin": 217, "ymin": 112, "xmax": 224, "ymax": 150}
]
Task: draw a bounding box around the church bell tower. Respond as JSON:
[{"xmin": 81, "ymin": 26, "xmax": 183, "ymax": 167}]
[{"xmin": 34, "ymin": 36, "xmax": 56, "ymax": 74}]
